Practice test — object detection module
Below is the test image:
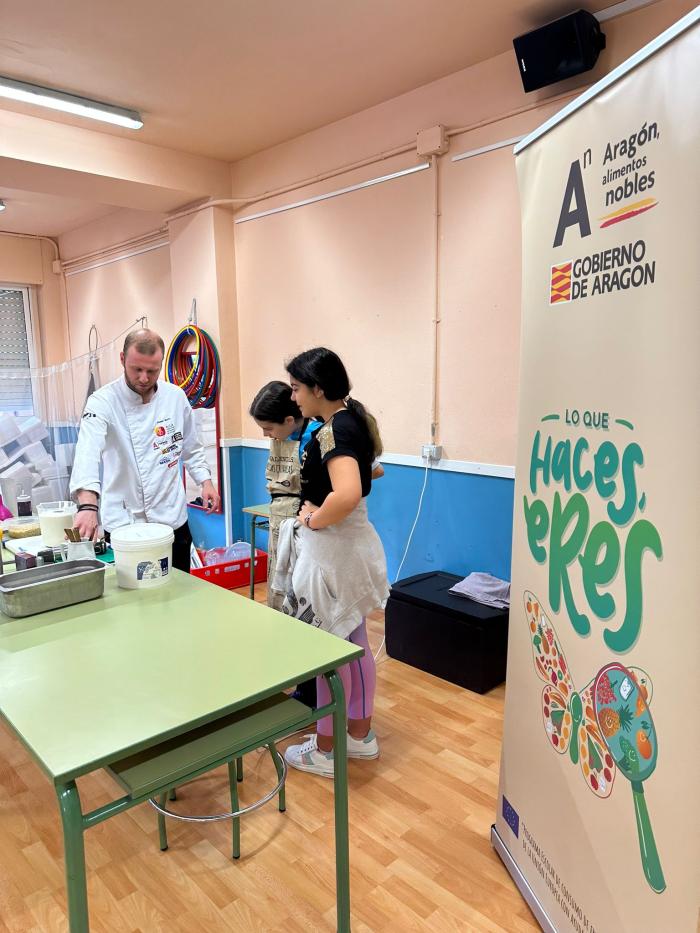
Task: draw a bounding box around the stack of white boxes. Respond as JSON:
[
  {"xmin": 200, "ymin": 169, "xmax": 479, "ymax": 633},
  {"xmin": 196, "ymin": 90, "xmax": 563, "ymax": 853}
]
[{"xmin": 0, "ymin": 412, "xmax": 73, "ymax": 515}]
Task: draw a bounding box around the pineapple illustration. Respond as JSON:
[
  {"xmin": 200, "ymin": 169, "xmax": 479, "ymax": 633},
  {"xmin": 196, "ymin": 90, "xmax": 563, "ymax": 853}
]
[
  {"xmin": 599, "ymin": 707, "xmax": 620, "ymax": 737},
  {"xmin": 599, "ymin": 704, "xmax": 634, "ymax": 738}
]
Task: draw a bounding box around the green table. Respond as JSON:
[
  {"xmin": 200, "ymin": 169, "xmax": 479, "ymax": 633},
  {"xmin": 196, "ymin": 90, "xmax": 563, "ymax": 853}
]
[
  {"xmin": 242, "ymin": 502, "xmax": 270, "ymax": 598},
  {"xmin": 1, "ymin": 544, "xmax": 13, "ymax": 572},
  {"xmin": 0, "ymin": 569, "xmax": 361, "ymax": 931}
]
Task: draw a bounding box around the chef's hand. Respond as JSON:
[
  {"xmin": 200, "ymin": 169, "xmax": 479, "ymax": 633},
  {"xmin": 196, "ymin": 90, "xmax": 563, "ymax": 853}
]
[
  {"xmin": 73, "ymin": 509, "xmax": 99, "ymax": 541},
  {"xmin": 201, "ymin": 480, "xmax": 220, "ymax": 513},
  {"xmin": 72, "ymin": 491, "xmax": 99, "ymax": 541}
]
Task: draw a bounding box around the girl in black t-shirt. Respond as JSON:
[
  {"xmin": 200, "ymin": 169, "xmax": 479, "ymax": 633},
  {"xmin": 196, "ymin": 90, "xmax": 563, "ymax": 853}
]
[{"xmin": 281, "ymin": 347, "xmax": 389, "ymax": 778}]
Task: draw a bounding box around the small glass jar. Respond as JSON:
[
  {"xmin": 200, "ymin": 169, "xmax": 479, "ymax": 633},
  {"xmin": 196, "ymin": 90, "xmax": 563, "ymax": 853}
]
[{"xmin": 17, "ymin": 489, "xmax": 32, "ymax": 518}]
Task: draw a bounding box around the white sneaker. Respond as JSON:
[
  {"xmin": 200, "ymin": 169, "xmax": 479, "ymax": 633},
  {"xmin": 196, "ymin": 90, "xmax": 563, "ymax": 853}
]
[
  {"xmin": 284, "ymin": 734, "xmax": 334, "ymax": 777},
  {"xmin": 346, "ymin": 729, "xmax": 380, "ymax": 760}
]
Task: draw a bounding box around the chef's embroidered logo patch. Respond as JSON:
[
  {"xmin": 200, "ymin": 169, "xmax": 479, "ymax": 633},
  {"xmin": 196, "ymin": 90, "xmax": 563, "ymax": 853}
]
[{"xmin": 154, "ymin": 419, "xmax": 176, "ymax": 437}]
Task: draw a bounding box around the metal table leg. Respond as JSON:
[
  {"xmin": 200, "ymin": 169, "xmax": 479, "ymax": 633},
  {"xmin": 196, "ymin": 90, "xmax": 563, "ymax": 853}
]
[
  {"xmin": 327, "ymin": 669, "xmax": 351, "ymax": 932},
  {"xmin": 249, "ymin": 515, "xmax": 257, "ymax": 599},
  {"xmin": 57, "ymin": 781, "xmax": 90, "ymax": 932}
]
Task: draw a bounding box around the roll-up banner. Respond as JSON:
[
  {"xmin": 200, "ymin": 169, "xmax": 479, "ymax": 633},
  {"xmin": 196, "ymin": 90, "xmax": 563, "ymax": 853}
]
[{"xmin": 493, "ymin": 10, "xmax": 700, "ymax": 933}]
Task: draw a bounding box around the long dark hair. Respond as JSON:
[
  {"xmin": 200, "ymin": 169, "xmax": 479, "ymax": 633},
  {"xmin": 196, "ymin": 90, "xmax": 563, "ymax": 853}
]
[
  {"xmin": 286, "ymin": 347, "xmax": 383, "ymax": 457},
  {"xmin": 249, "ymin": 381, "xmax": 302, "ymax": 424}
]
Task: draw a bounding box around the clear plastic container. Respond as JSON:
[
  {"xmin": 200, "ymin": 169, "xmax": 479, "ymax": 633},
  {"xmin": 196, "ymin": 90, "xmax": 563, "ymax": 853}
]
[
  {"xmin": 37, "ymin": 501, "xmax": 78, "ymax": 547},
  {"xmin": 203, "ymin": 541, "xmax": 251, "ymax": 565},
  {"xmin": 227, "ymin": 541, "xmax": 252, "ymax": 561}
]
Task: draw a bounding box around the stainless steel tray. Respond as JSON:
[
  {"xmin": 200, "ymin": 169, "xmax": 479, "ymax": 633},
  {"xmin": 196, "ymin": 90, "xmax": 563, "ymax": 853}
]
[{"xmin": 0, "ymin": 560, "xmax": 106, "ymax": 619}]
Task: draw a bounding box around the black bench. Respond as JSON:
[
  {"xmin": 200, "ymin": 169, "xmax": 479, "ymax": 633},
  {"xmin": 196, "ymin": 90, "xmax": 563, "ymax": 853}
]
[{"xmin": 385, "ymin": 571, "xmax": 509, "ymax": 694}]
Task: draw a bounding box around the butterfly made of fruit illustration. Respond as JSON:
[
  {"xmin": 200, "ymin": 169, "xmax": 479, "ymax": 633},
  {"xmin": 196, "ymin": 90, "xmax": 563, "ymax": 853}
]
[{"xmin": 524, "ymin": 591, "xmax": 653, "ymax": 799}]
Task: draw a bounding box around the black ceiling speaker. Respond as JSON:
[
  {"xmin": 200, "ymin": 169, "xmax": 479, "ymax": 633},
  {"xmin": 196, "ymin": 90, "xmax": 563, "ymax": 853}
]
[{"xmin": 513, "ymin": 10, "xmax": 606, "ymax": 93}]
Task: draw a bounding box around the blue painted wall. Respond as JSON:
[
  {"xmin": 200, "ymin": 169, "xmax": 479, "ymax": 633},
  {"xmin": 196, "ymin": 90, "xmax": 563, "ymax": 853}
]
[
  {"xmin": 215, "ymin": 446, "xmax": 514, "ymax": 584},
  {"xmin": 367, "ymin": 463, "xmax": 514, "ymax": 583},
  {"xmin": 187, "ymin": 504, "xmax": 228, "ymax": 551}
]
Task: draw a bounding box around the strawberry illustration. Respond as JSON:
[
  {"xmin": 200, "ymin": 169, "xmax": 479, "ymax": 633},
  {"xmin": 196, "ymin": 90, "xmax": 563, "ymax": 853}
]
[{"xmin": 596, "ymin": 673, "xmax": 617, "ymax": 706}]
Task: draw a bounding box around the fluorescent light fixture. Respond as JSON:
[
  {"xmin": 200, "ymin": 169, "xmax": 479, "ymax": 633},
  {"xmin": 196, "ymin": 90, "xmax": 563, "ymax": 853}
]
[
  {"xmin": 0, "ymin": 200, "xmax": 6, "ymax": 212},
  {"xmin": 0, "ymin": 76, "xmax": 143, "ymax": 129}
]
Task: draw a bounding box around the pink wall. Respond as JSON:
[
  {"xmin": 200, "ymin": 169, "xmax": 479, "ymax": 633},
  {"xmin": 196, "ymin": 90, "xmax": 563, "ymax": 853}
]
[
  {"xmin": 57, "ymin": 204, "xmax": 241, "ymax": 434},
  {"xmin": 168, "ymin": 206, "xmax": 242, "ymax": 434},
  {"xmin": 0, "ymin": 233, "xmax": 69, "ymax": 365},
  {"xmin": 63, "ymin": 244, "xmax": 174, "ymax": 359},
  {"xmin": 437, "ymin": 103, "xmax": 563, "ymax": 463},
  {"xmin": 37, "ymin": 239, "xmax": 70, "ymax": 365},
  {"xmin": 230, "ymin": 0, "xmax": 694, "ymax": 464},
  {"xmin": 235, "ymin": 152, "xmax": 435, "ymax": 455},
  {"xmin": 59, "ymin": 208, "xmax": 167, "ymax": 261},
  {"xmin": 0, "ymin": 233, "xmax": 43, "ymax": 284}
]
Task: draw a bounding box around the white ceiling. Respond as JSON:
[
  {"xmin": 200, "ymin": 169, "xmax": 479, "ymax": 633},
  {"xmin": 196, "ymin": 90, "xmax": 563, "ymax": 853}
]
[{"xmin": 1, "ymin": 0, "xmax": 617, "ymax": 163}]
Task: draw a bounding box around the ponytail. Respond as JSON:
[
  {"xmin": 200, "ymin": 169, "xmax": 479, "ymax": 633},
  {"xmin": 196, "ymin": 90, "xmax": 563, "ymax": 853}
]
[{"xmin": 346, "ymin": 397, "xmax": 383, "ymax": 458}]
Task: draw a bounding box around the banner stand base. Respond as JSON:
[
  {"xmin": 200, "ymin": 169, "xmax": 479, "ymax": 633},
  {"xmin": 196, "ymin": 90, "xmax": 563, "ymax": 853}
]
[{"xmin": 490, "ymin": 825, "xmax": 557, "ymax": 933}]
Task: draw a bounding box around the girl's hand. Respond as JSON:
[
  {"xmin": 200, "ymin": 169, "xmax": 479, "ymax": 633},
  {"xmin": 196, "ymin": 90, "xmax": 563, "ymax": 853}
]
[{"xmin": 299, "ymin": 500, "xmax": 319, "ymax": 528}]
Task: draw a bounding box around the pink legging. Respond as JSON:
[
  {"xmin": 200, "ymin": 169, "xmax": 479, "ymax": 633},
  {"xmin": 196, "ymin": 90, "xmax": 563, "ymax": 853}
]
[{"xmin": 316, "ymin": 620, "xmax": 376, "ymax": 737}]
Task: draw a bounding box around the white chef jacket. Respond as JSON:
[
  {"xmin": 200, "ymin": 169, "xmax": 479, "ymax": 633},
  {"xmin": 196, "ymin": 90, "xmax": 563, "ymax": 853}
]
[{"xmin": 69, "ymin": 377, "xmax": 211, "ymax": 532}]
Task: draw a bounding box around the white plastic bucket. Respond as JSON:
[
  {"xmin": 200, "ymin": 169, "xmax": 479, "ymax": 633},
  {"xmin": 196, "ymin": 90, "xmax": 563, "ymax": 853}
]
[{"xmin": 110, "ymin": 523, "xmax": 175, "ymax": 589}]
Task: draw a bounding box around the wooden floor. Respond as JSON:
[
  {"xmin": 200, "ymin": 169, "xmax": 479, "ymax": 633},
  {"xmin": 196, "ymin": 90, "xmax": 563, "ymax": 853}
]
[{"xmin": 0, "ymin": 584, "xmax": 537, "ymax": 932}]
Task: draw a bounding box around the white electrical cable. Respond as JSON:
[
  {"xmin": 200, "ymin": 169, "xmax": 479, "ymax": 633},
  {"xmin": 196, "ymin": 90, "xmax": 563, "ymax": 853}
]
[
  {"xmin": 393, "ymin": 463, "xmax": 430, "ymax": 584},
  {"xmin": 374, "ymin": 462, "xmax": 430, "ymax": 661}
]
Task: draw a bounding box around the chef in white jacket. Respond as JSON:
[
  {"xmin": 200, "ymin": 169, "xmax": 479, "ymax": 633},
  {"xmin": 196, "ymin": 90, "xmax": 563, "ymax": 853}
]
[{"xmin": 69, "ymin": 328, "xmax": 220, "ymax": 571}]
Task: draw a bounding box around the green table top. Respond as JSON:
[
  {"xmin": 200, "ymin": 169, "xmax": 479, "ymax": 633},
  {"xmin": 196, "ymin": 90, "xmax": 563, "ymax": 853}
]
[
  {"xmin": 0, "ymin": 569, "xmax": 361, "ymax": 785},
  {"xmin": 242, "ymin": 503, "xmax": 270, "ymax": 518}
]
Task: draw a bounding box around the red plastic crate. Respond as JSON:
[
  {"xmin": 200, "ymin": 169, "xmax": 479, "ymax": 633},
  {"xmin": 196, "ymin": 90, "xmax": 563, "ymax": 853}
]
[{"xmin": 190, "ymin": 549, "xmax": 268, "ymax": 590}]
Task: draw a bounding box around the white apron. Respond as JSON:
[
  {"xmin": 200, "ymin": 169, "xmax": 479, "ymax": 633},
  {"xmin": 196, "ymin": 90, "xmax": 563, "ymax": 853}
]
[
  {"xmin": 265, "ymin": 434, "xmax": 303, "ymax": 610},
  {"xmin": 69, "ymin": 377, "xmax": 210, "ymax": 532}
]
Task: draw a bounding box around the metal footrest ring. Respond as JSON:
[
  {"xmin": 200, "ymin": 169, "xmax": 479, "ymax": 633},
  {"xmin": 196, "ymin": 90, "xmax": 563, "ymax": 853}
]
[{"xmin": 147, "ymin": 747, "xmax": 287, "ymax": 823}]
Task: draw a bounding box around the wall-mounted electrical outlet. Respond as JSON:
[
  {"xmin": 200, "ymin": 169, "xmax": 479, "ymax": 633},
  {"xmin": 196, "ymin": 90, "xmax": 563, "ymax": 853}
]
[{"xmin": 421, "ymin": 444, "xmax": 443, "ymax": 463}]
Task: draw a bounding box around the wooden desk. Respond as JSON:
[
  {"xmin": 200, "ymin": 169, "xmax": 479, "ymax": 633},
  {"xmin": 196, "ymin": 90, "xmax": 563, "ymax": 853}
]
[
  {"xmin": 0, "ymin": 569, "xmax": 360, "ymax": 931},
  {"xmin": 241, "ymin": 502, "xmax": 270, "ymax": 598}
]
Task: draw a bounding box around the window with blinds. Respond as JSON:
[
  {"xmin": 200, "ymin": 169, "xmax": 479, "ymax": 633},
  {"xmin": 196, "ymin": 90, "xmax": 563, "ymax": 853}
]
[{"xmin": 0, "ymin": 287, "xmax": 35, "ymax": 416}]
